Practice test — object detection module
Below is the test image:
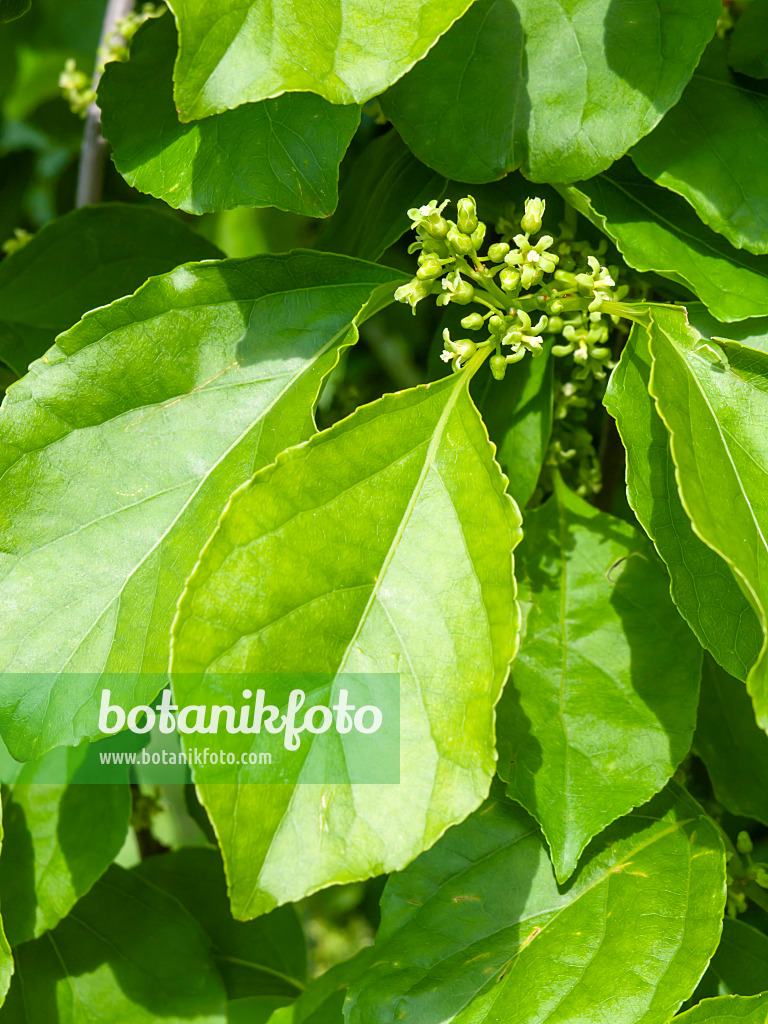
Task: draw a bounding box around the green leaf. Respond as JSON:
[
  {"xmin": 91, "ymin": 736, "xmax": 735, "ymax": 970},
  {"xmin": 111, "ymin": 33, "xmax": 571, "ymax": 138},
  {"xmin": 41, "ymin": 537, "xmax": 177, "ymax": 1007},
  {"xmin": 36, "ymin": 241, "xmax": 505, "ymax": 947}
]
[
  {"xmin": 0, "ymin": 753, "xmax": 130, "ymax": 946},
  {"xmin": 0, "ymin": 203, "xmax": 221, "ymax": 377},
  {"xmin": 171, "ymin": 365, "xmax": 522, "ymax": 919},
  {"xmin": 315, "ymin": 129, "xmax": 446, "ymax": 262},
  {"xmin": 496, "ymin": 477, "xmax": 701, "ymax": 882},
  {"xmin": 381, "ymin": 0, "xmax": 720, "ymax": 184},
  {"xmin": 694, "ymin": 918, "xmax": 768, "ymax": 1001},
  {"xmin": 99, "ymin": 16, "xmax": 360, "ymax": 218},
  {"xmin": 646, "ymin": 304, "xmax": 768, "ymax": 729},
  {"xmin": 0, "ymin": 252, "xmax": 404, "ymax": 761},
  {"xmin": 676, "ymin": 994, "xmax": 768, "ymax": 1024},
  {"xmin": 729, "ymin": 0, "xmax": 768, "ymax": 79},
  {"xmin": 558, "ymin": 161, "xmax": 768, "ymax": 322},
  {"xmin": 695, "ymin": 654, "xmax": 768, "ymax": 826},
  {"xmin": 346, "ymin": 783, "xmax": 725, "ymax": 1024},
  {"xmin": 0, "ymin": 803, "xmax": 13, "ymax": 1008},
  {"xmin": 472, "ymin": 339, "xmax": 553, "ymax": 509},
  {"xmin": 267, "ymin": 949, "xmax": 373, "ymax": 1024},
  {"xmin": 134, "ymin": 848, "xmax": 306, "ymax": 999},
  {"xmin": 604, "ymin": 319, "xmax": 762, "ymax": 683},
  {"xmin": 0, "ymin": 0, "xmax": 30, "ymax": 24},
  {"xmin": 0, "ymin": 864, "xmax": 227, "ymax": 1023},
  {"xmin": 631, "ymin": 39, "xmax": 768, "ymax": 255},
  {"xmin": 166, "ymin": 0, "xmax": 475, "ymax": 118},
  {"xmin": 229, "ymin": 997, "xmax": 295, "ymax": 1024}
]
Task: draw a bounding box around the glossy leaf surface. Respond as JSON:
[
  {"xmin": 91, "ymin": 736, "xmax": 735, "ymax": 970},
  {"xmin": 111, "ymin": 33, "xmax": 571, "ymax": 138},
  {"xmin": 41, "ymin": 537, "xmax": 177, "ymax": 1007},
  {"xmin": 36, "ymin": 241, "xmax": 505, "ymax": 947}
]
[
  {"xmin": 0, "ymin": 203, "xmax": 220, "ymax": 376},
  {"xmin": 632, "ymin": 40, "xmax": 768, "ymax": 255},
  {"xmin": 172, "ymin": 367, "xmax": 521, "ymax": 918},
  {"xmin": 1, "ymin": 865, "xmax": 227, "ymax": 1023},
  {"xmin": 559, "ymin": 162, "xmax": 768, "ymax": 321},
  {"xmin": 346, "ymin": 785, "xmax": 725, "ymax": 1024},
  {"xmin": 647, "ymin": 305, "xmax": 768, "ymax": 730},
  {"xmin": 496, "ymin": 477, "xmax": 701, "ymax": 881},
  {"xmin": 605, "ymin": 321, "xmax": 762, "ymax": 683},
  {"xmin": 167, "ymin": 0, "xmax": 475, "ymax": 117},
  {"xmin": 100, "ymin": 17, "xmax": 359, "ymax": 217},
  {"xmin": 382, "ymin": 0, "xmax": 720, "ymax": 183},
  {"xmin": 0, "ymin": 252, "xmax": 403, "ymax": 760}
]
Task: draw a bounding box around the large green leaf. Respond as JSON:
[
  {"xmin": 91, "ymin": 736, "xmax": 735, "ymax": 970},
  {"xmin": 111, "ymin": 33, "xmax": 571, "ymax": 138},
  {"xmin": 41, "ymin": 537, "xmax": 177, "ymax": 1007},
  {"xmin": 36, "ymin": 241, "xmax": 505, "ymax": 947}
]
[
  {"xmin": 0, "ymin": 752, "xmax": 130, "ymax": 946},
  {"xmin": 631, "ymin": 39, "xmax": 768, "ymax": 255},
  {"xmin": 0, "ymin": 252, "xmax": 404, "ymax": 761},
  {"xmin": 1, "ymin": 864, "xmax": 227, "ymax": 1023},
  {"xmin": 268, "ymin": 950, "xmax": 373, "ymax": 1024},
  {"xmin": 346, "ymin": 783, "xmax": 725, "ymax": 1024},
  {"xmin": 382, "ymin": 0, "xmax": 720, "ymax": 183},
  {"xmin": 729, "ymin": 0, "xmax": 768, "ymax": 79},
  {"xmin": 0, "ymin": 803, "xmax": 13, "ymax": 1008},
  {"xmin": 677, "ymin": 995, "xmax": 768, "ymax": 1024},
  {"xmin": 0, "ymin": 203, "xmax": 221, "ymax": 376},
  {"xmin": 559, "ymin": 161, "xmax": 768, "ymax": 321},
  {"xmin": 134, "ymin": 849, "xmax": 306, "ymax": 999},
  {"xmin": 472, "ymin": 340, "xmax": 553, "ymax": 509},
  {"xmin": 315, "ymin": 129, "xmax": 445, "ymax": 262},
  {"xmin": 99, "ymin": 17, "xmax": 359, "ymax": 218},
  {"xmin": 604, "ymin": 320, "xmax": 762, "ymax": 683},
  {"xmin": 171, "ymin": 365, "xmax": 522, "ymax": 919},
  {"xmin": 694, "ymin": 918, "xmax": 768, "ymax": 1001},
  {"xmin": 695, "ymin": 655, "xmax": 768, "ymax": 826},
  {"xmin": 646, "ymin": 304, "xmax": 768, "ymax": 729},
  {"xmin": 496, "ymin": 477, "xmax": 702, "ymax": 882},
  {"xmin": 166, "ymin": 0, "xmax": 475, "ymax": 118}
]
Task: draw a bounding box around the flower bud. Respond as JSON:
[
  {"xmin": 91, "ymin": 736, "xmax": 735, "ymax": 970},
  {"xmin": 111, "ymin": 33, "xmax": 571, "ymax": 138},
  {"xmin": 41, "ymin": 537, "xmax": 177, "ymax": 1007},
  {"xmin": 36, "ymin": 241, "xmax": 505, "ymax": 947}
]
[
  {"xmin": 394, "ymin": 277, "xmax": 433, "ymax": 312},
  {"xmin": 521, "ymin": 197, "xmax": 545, "ymax": 234},
  {"xmin": 471, "ymin": 222, "xmax": 486, "ymax": 250},
  {"xmin": 416, "ymin": 254, "xmax": 443, "ymax": 280},
  {"xmin": 453, "ymin": 338, "xmax": 477, "ymax": 361},
  {"xmin": 457, "ymin": 196, "xmax": 479, "ymax": 235},
  {"xmin": 447, "ymin": 227, "xmax": 473, "ymax": 256},
  {"xmin": 461, "ymin": 312, "xmax": 485, "ymax": 330},
  {"xmin": 490, "ymin": 354, "xmax": 507, "ymax": 380},
  {"xmin": 488, "ymin": 314, "xmax": 505, "ymax": 334},
  {"xmin": 487, "ymin": 242, "xmax": 510, "ymax": 262},
  {"xmin": 499, "ymin": 267, "xmax": 520, "ymax": 292},
  {"xmin": 737, "ymin": 831, "xmax": 754, "ymax": 856}
]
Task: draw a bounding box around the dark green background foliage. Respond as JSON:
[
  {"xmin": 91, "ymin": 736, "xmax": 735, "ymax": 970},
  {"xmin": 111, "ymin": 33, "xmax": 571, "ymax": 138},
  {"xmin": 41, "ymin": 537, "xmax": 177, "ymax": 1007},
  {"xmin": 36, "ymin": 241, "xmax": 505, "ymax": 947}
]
[{"xmin": 0, "ymin": 1, "xmax": 767, "ymax": 1022}]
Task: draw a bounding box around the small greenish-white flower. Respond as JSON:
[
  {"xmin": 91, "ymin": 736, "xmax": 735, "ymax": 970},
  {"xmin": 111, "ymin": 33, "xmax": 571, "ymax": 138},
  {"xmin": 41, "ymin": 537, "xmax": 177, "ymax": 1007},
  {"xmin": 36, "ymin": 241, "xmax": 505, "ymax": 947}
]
[
  {"xmin": 436, "ymin": 270, "xmax": 474, "ymax": 306},
  {"xmin": 407, "ymin": 199, "xmax": 450, "ymax": 239},
  {"xmin": 457, "ymin": 196, "xmax": 479, "ymax": 235},
  {"xmin": 521, "ymin": 197, "xmax": 546, "ymax": 234},
  {"xmin": 394, "ymin": 277, "xmax": 434, "ymax": 313}
]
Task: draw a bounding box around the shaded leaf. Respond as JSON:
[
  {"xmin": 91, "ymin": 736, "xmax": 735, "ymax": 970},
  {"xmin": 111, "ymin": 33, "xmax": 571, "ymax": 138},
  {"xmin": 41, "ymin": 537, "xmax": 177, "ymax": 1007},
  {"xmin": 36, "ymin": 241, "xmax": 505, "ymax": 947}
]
[
  {"xmin": 0, "ymin": 252, "xmax": 404, "ymax": 760},
  {"xmin": 604, "ymin": 319, "xmax": 761, "ymax": 683},
  {"xmin": 315, "ymin": 129, "xmax": 445, "ymax": 262},
  {"xmin": 676, "ymin": 994, "xmax": 768, "ymax": 1024},
  {"xmin": 472, "ymin": 340, "xmax": 553, "ymax": 509},
  {"xmin": 267, "ymin": 950, "xmax": 373, "ymax": 1024},
  {"xmin": 693, "ymin": 918, "xmax": 768, "ymax": 1001},
  {"xmin": 99, "ymin": 17, "xmax": 360, "ymax": 218},
  {"xmin": 0, "ymin": 203, "xmax": 221, "ymax": 376},
  {"xmin": 171, "ymin": 366, "xmax": 522, "ymax": 919},
  {"xmin": 496, "ymin": 477, "xmax": 701, "ymax": 881},
  {"xmin": 1, "ymin": 864, "xmax": 227, "ymax": 1023},
  {"xmin": 632, "ymin": 39, "xmax": 768, "ymax": 255},
  {"xmin": 0, "ymin": 748, "xmax": 130, "ymax": 945},
  {"xmin": 382, "ymin": 0, "xmax": 720, "ymax": 183},
  {"xmin": 0, "ymin": 0, "xmax": 30, "ymax": 24},
  {"xmin": 646, "ymin": 304, "xmax": 768, "ymax": 729},
  {"xmin": 729, "ymin": 0, "xmax": 768, "ymax": 79},
  {"xmin": 559, "ymin": 161, "xmax": 768, "ymax": 321},
  {"xmin": 166, "ymin": 0, "xmax": 475, "ymax": 117},
  {"xmin": 695, "ymin": 654, "xmax": 768, "ymax": 826},
  {"xmin": 346, "ymin": 784, "xmax": 725, "ymax": 1024},
  {"xmin": 134, "ymin": 848, "xmax": 306, "ymax": 999}
]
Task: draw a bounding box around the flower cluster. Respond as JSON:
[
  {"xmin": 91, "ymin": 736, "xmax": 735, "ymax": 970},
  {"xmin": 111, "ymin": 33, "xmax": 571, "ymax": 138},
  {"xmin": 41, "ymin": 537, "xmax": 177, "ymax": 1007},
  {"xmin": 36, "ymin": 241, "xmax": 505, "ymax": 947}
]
[
  {"xmin": 397, "ymin": 194, "xmax": 631, "ymax": 496},
  {"xmin": 726, "ymin": 830, "xmax": 768, "ymax": 918}
]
